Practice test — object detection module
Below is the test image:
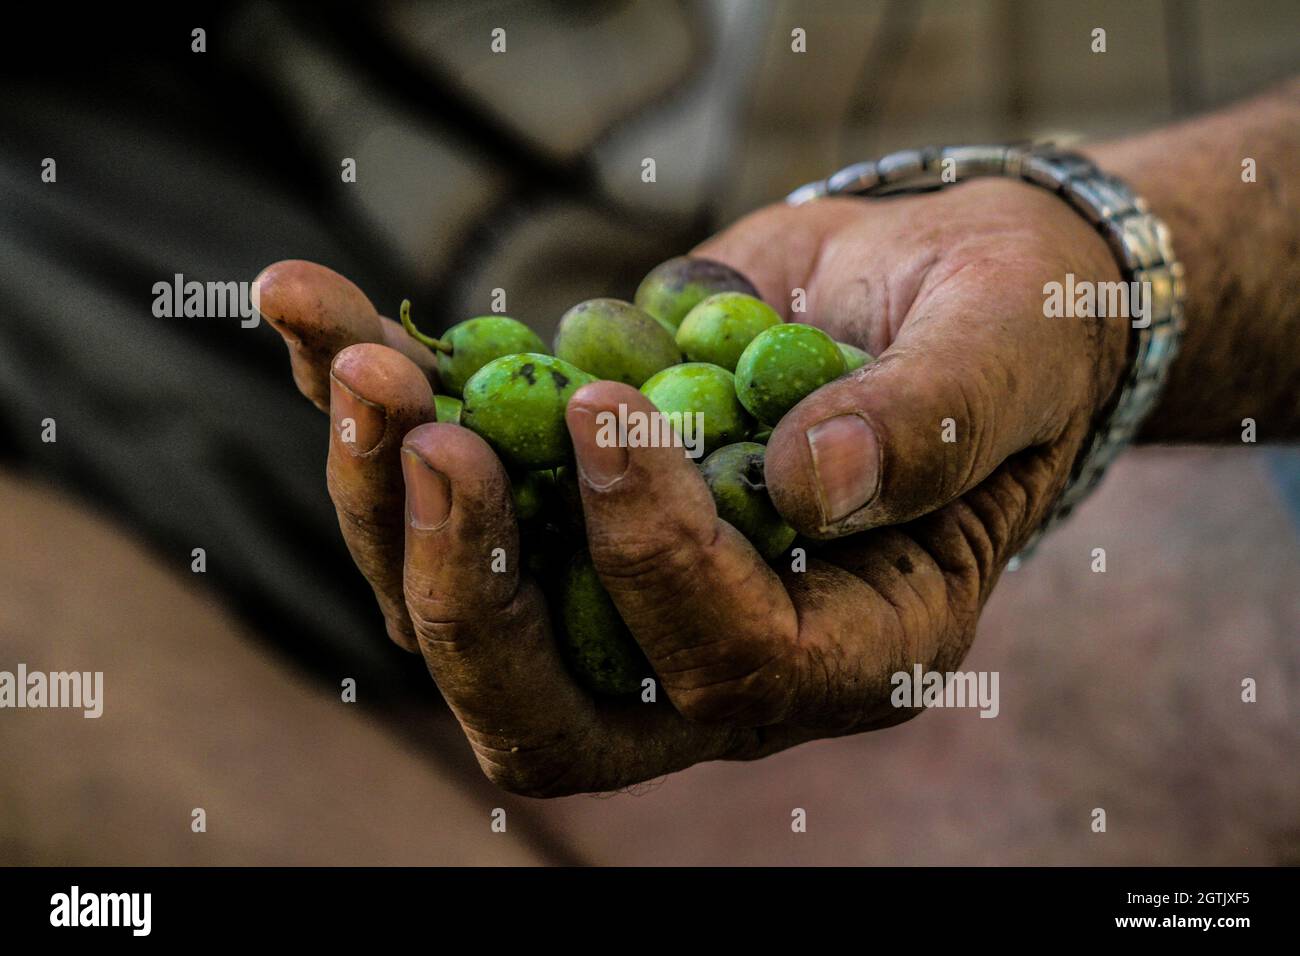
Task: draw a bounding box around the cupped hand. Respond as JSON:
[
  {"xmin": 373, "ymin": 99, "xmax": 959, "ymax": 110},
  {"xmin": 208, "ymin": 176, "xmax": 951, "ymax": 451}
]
[{"xmin": 255, "ymin": 177, "xmax": 1128, "ymax": 795}]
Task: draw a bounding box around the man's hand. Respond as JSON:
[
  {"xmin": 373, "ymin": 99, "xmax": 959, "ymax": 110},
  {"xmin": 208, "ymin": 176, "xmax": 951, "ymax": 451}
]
[{"xmin": 256, "ymin": 178, "xmax": 1127, "ymax": 795}]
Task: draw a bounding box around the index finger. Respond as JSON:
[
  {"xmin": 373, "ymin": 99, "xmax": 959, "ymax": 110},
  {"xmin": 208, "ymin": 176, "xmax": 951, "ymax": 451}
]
[{"xmin": 253, "ymin": 259, "xmax": 436, "ymax": 410}]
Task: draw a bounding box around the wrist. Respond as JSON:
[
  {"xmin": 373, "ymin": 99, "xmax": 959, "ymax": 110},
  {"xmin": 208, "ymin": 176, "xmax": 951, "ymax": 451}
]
[{"xmin": 1085, "ymin": 80, "xmax": 1300, "ymax": 441}]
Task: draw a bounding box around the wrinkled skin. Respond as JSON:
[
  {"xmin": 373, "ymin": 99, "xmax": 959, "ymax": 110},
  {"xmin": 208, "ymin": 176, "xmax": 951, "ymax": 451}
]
[{"xmin": 256, "ymin": 178, "xmax": 1126, "ymax": 796}]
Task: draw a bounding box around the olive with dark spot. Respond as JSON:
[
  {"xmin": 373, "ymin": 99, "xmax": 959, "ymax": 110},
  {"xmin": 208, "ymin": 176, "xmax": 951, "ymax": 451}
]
[
  {"xmin": 461, "ymin": 353, "xmax": 594, "ymax": 469},
  {"xmin": 400, "ymin": 300, "xmax": 547, "ymax": 397},
  {"xmin": 553, "ymin": 298, "xmax": 681, "ymax": 387}
]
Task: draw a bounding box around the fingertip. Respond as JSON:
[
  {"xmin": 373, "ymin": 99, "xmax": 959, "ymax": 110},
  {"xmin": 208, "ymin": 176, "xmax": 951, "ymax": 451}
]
[
  {"xmin": 328, "ymin": 345, "xmax": 436, "ymax": 461},
  {"xmin": 400, "ymin": 422, "xmax": 515, "ymax": 527},
  {"xmin": 401, "ymin": 421, "xmax": 504, "ymax": 481},
  {"xmin": 250, "ymin": 260, "xmax": 296, "ymax": 334},
  {"xmin": 252, "ymin": 259, "xmax": 324, "ymax": 336},
  {"xmin": 565, "ymin": 382, "xmax": 652, "ymax": 489},
  {"xmin": 399, "ymin": 445, "xmax": 453, "ymax": 532},
  {"xmin": 567, "ymin": 380, "xmax": 647, "ymax": 417},
  {"xmin": 765, "ymin": 404, "xmax": 883, "ymax": 539},
  {"xmin": 256, "ymin": 260, "xmax": 389, "ymax": 411},
  {"xmin": 763, "ymin": 418, "xmax": 826, "ymax": 537},
  {"xmin": 253, "ymin": 259, "xmax": 384, "ymax": 345},
  {"xmin": 399, "ymin": 423, "xmax": 521, "ymax": 615},
  {"xmin": 330, "ymin": 343, "xmax": 435, "ymax": 410}
]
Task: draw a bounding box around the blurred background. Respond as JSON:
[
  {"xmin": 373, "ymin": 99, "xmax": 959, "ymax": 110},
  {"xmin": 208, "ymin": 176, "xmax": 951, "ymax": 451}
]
[{"xmin": 1, "ymin": 1, "xmax": 1297, "ymax": 864}]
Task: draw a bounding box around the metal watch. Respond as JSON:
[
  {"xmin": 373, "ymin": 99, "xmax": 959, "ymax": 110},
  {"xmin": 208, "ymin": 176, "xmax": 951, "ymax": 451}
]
[{"xmin": 786, "ymin": 144, "xmax": 1186, "ymax": 565}]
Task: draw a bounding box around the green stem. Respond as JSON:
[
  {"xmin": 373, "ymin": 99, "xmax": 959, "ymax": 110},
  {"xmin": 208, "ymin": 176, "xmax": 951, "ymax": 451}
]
[{"xmin": 399, "ymin": 299, "xmax": 452, "ymax": 354}]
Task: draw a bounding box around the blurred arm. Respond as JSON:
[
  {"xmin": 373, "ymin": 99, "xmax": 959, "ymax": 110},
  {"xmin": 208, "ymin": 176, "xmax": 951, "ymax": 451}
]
[{"xmin": 1088, "ymin": 78, "xmax": 1300, "ymax": 441}]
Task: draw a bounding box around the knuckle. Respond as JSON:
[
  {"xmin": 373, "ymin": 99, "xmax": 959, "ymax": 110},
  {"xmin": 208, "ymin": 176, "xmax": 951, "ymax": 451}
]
[
  {"xmin": 332, "ymin": 495, "xmax": 398, "ymax": 541},
  {"xmin": 924, "ymin": 601, "xmax": 979, "ymax": 678},
  {"xmin": 477, "ymin": 760, "xmax": 549, "ymax": 797},
  {"xmin": 406, "ymin": 580, "xmax": 533, "ymax": 652},
  {"xmin": 470, "ymin": 739, "xmax": 583, "ymax": 798},
  {"xmin": 668, "ymin": 648, "xmax": 797, "ymax": 726},
  {"xmin": 406, "ymin": 598, "xmax": 472, "ymax": 651},
  {"xmin": 327, "ymin": 472, "xmax": 400, "ymax": 536},
  {"xmin": 590, "ymin": 520, "xmax": 713, "ymax": 591}
]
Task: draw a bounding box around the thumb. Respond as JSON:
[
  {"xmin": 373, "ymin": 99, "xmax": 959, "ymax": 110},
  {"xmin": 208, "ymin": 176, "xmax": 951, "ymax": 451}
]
[{"xmin": 763, "ymin": 285, "xmax": 1080, "ymax": 539}]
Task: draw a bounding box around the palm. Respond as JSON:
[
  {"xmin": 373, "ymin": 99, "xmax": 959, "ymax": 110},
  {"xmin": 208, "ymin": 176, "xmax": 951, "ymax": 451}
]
[{"xmin": 256, "ymin": 177, "xmax": 1124, "ymax": 794}]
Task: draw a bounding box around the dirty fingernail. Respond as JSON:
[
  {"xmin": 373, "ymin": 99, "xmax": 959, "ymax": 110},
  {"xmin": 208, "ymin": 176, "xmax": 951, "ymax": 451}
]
[
  {"xmin": 401, "ymin": 448, "xmax": 451, "ymax": 530},
  {"xmin": 807, "ymin": 414, "xmax": 880, "ymax": 524},
  {"xmin": 330, "ymin": 373, "xmax": 386, "ymax": 455},
  {"xmin": 568, "ymin": 405, "xmax": 629, "ymax": 489}
]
